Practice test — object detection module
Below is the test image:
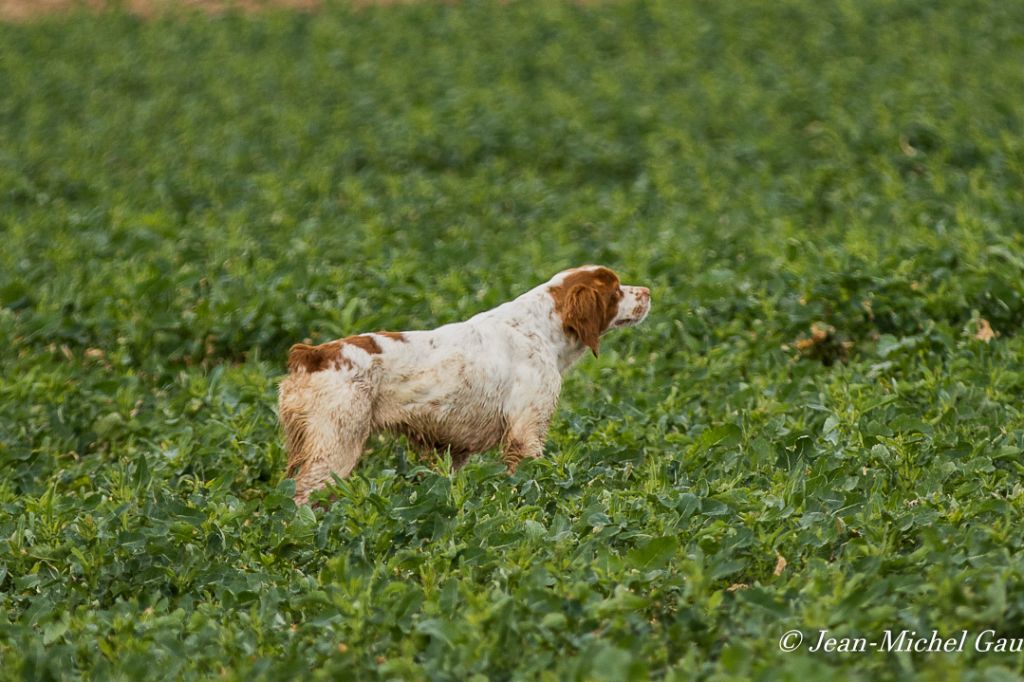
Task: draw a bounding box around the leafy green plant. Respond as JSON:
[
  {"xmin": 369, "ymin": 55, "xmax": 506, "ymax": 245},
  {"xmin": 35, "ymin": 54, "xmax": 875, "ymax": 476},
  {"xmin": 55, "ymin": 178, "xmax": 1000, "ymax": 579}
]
[{"xmin": 1, "ymin": 0, "xmax": 1023, "ymax": 678}]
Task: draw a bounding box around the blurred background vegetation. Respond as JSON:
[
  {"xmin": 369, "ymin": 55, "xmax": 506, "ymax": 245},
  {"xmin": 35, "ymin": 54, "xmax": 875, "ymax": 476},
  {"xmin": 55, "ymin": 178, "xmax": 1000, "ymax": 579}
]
[{"xmin": 1, "ymin": 0, "xmax": 1023, "ymax": 679}]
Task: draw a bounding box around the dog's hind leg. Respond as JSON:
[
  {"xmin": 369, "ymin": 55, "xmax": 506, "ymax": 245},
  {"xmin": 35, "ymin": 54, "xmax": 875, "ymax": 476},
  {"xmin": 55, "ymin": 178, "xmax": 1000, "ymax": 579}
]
[{"xmin": 279, "ymin": 373, "xmax": 375, "ymax": 505}]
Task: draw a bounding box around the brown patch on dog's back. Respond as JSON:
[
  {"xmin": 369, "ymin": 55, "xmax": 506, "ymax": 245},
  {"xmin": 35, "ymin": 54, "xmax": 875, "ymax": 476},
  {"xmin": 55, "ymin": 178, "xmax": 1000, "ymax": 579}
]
[
  {"xmin": 287, "ymin": 334, "xmax": 385, "ymax": 373},
  {"xmin": 548, "ymin": 266, "xmax": 623, "ymax": 356},
  {"xmin": 376, "ymin": 331, "xmax": 406, "ymax": 342},
  {"xmin": 345, "ymin": 334, "xmax": 382, "ymax": 355}
]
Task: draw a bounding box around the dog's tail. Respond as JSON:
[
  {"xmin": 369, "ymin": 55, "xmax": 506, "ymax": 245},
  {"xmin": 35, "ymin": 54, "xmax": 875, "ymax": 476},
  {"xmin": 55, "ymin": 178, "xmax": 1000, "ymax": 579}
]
[{"xmin": 287, "ymin": 342, "xmax": 338, "ymax": 374}]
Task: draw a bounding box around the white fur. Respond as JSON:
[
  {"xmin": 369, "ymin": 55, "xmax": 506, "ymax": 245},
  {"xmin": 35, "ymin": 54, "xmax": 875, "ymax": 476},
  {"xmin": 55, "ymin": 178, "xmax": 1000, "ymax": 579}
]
[{"xmin": 279, "ymin": 266, "xmax": 650, "ymax": 504}]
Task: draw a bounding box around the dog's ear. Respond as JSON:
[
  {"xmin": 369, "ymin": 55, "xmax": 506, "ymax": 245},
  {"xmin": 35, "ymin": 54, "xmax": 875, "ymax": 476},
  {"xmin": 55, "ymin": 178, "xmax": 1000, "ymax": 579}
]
[
  {"xmin": 549, "ymin": 266, "xmax": 622, "ymax": 356},
  {"xmin": 563, "ymin": 284, "xmax": 605, "ymax": 356}
]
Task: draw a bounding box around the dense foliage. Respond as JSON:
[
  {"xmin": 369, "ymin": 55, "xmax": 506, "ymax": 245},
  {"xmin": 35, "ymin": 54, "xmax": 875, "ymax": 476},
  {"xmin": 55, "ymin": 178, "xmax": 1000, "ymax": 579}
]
[{"xmin": 2, "ymin": 0, "xmax": 1023, "ymax": 678}]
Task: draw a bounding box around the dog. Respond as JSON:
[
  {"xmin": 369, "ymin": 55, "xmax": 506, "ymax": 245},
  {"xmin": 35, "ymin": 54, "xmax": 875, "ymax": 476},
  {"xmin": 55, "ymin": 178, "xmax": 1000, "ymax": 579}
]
[{"xmin": 278, "ymin": 265, "xmax": 651, "ymax": 504}]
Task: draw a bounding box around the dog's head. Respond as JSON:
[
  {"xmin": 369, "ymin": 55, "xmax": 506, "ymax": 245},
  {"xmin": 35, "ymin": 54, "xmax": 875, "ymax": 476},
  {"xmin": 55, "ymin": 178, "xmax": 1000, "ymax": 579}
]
[{"xmin": 548, "ymin": 265, "xmax": 650, "ymax": 356}]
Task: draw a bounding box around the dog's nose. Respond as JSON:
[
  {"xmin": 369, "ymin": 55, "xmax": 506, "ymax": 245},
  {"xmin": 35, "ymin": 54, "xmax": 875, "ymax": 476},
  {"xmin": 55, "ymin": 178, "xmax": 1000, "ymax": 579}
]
[{"xmin": 637, "ymin": 287, "xmax": 650, "ymax": 298}]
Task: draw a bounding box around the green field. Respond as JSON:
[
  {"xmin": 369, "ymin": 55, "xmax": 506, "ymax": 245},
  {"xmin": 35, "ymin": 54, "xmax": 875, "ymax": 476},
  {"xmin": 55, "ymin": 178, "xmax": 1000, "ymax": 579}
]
[{"xmin": 2, "ymin": 0, "xmax": 1024, "ymax": 678}]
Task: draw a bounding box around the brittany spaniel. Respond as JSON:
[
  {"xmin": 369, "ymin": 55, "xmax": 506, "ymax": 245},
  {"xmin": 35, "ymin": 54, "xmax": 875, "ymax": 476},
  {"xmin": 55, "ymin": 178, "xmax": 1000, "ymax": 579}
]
[{"xmin": 279, "ymin": 265, "xmax": 651, "ymax": 504}]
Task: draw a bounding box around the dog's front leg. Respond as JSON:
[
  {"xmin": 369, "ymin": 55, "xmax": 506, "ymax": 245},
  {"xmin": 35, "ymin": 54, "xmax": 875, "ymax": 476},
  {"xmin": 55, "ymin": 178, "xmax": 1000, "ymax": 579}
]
[
  {"xmin": 501, "ymin": 372, "xmax": 561, "ymax": 473},
  {"xmin": 501, "ymin": 407, "xmax": 555, "ymax": 474}
]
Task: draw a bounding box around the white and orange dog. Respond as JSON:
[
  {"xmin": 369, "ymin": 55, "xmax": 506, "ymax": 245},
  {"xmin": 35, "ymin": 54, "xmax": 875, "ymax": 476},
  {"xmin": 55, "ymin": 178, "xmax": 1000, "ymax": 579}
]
[{"xmin": 279, "ymin": 266, "xmax": 651, "ymax": 504}]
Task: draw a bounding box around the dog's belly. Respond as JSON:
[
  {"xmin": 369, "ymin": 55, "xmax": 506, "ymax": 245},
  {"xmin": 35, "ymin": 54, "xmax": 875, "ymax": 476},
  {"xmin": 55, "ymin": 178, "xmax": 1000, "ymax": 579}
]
[
  {"xmin": 388, "ymin": 407, "xmax": 506, "ymax": 456},
  {"xmin": 376, "ymin": 382, "xmax": 508, "ymax": 455}
]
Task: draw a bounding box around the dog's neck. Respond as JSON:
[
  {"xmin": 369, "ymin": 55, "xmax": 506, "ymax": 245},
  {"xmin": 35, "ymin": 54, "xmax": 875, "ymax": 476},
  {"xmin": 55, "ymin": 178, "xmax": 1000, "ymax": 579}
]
[{"xmin": 471, "ymin": 285, "xmax": 587, "ymax": 374}]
